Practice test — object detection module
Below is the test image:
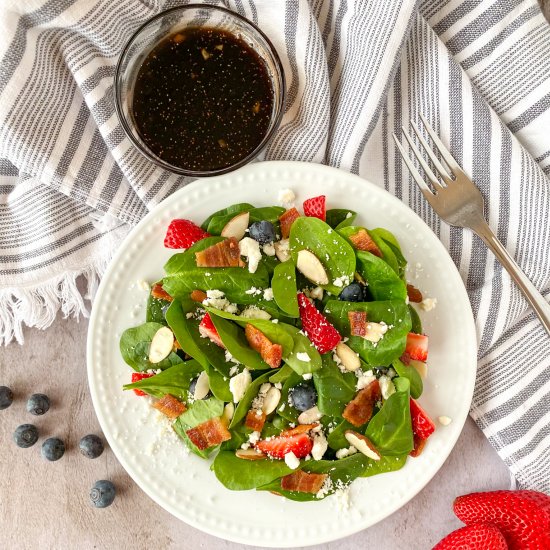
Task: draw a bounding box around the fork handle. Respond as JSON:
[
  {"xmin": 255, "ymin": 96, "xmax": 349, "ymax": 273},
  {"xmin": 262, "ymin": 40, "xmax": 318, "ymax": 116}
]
[{"xmin": 472, "ymin": 219, "xmax": 550, "ymax": 336}]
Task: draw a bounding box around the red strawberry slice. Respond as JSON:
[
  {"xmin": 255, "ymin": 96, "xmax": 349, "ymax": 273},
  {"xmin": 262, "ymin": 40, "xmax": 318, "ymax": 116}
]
[
  {"xmin": 297, "ymin": 293, "xmax": 341, "ymax": 354},
  {"xmin": 433, "ymin": 523, "xmax": 507, "ymax": 550},
  {"xmin": 255, "ymin": 432, "xmax": 313, "ymax": 459},
  {"xmin": 198, "ymin": 313, "xmax": 225, "ymax": 348},
  {"xmin": 454, "ymin": 490, "xmax": 550, "ymax": 550},
  {"xmin": 131, "ymin": 372, "xmax": 155, "ymax": 396},
  {"xmin": 303, "ymin": 195, "xmax": 326, "ymax": 221},
  {"xmin": 410, "ymin": 398, "xmax": 435, "ymax": 439},
  {"xmin": 164, "ymin": 219, "xmax": 210, "ymax": 249},
  {"xmin": 405, "ymin": 332, "xmax": 428, "ymax": 361}
]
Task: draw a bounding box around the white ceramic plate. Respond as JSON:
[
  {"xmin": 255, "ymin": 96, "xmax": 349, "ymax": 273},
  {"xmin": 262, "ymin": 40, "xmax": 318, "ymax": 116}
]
[{"xmin": 87, "ymin": 161, "xmax": 477, "ymax": 547}]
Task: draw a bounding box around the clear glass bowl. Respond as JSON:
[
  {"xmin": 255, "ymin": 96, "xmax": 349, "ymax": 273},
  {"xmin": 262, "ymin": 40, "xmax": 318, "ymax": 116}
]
[{"xmin": 115, "ymin": 4, "xmax": 285, "ymax": 177}]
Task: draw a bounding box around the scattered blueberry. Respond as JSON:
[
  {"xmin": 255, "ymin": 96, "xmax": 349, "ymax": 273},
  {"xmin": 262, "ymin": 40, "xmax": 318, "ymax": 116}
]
[
  {"xmin": 90, "ymin": 480, "xmax": 116, "ymax": 508},
  {"xmin": 26, "ymin": 393, "xmax": 50, "ymax": 416},
  {"xmin": 0, "ymin": 386, "xmax": 13, "ymax": 410},
  {"xmin": 289, "ymin": 382, "xmax": 317, "ymax": 412},
  {"xmin": 248, "ymin": 221, "xmax": 276, "ymax": 244},
  {"xmin": 339, "ymin": 283, "xmax": 364, "ymax": 302},
  {"xmin": 79, "ymin": 434, "xmax": 104, "ymax": 459},
  {"xmin": 41, "ymin": 437, "xmax": 65, "ymax": 461},
  {"xmin": 13, "ymin": 424, "xmax": 39, "ymax": 448}
]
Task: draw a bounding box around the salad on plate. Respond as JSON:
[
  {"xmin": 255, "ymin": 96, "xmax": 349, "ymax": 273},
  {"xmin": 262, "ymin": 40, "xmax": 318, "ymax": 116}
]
[{"xmin": 120, "ymin": 192, "xmax": 436, "ymax": 501}]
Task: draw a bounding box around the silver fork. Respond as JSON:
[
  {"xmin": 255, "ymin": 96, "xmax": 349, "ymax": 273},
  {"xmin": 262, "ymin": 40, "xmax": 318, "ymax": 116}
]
[{"xmin": 393, "ymin": 114, "xmax": 550, "ymax": 336}]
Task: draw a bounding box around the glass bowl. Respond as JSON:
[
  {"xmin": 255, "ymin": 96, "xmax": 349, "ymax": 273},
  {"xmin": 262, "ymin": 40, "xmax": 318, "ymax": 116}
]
[{"xmin": 115, "ymin": 4, "xmax": 285, "ymax": 177}]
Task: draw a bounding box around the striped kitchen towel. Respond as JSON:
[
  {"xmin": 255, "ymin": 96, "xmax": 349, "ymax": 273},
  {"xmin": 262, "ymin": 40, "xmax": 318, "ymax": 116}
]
[{"xmin": 1, "ymin": 0, "xmax": 549, "ymax": 492}]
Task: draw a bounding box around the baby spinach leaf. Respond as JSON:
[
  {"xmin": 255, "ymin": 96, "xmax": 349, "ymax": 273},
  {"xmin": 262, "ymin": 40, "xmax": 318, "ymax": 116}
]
[
  {"xmin": 206, "ymin": 206, "xmax": 285, "ymax": 235},
  {"xmin": 289, "ymin": 217, "xmax": 356, "ymax": 295},
  {"xmin": 360, "ymin": 454, "xmax": 408, "ymax": 478},
  {"xmin": 230, "ymin": 371, "xmax": 272, "ymax": 428},
  {"xmin": 324, "ymin": 300, "xmax": 411, "ymax": 367},
  {"xmin": 272, "ymin": 261, "xmax": 299, "ymax": 317},
  {"xmin": 260, "ymin": 254, "xmax": 279, "ymax": 277},
  {"xmin": 277, "ymin": 324, "xmax": 322, "ymax": 375},
  {"xmin": 212, "ymin": 450, "xmax": 294, "ymax": 490},
  {"xmin": 355, "ymin": 251, "xmax": 407, "ymax": 301},
  {"xmin": 163, "ymin": 237, "xmax": 224, "ymax": 275},
  {"xmin": 269, "ymin": 364, "xmax": 294, "ymax": 384},
  {"xmin": 204, "ymin": 364, "xmax": 232, "ymax": 402},
  {"xmin": 327, "ymin": 418, "xmax": 366, "ymax": 450},
  {"xmin": 326, "ymin": 209, "xmax": 357, "ymax": 229},
  {"xmin": 119, "ymin": 322, "xmax": 183, "ymax": 372},
  {"xmin": 221, "ymin": 424, "xmax": 249, "ymax": 451},
  {"xmin": 123, "ymin": 359, "xmax": 203, "ymax": 400},
  {"xmin": 278, "ymin": 371, "xmax": 303, "ymax": 422},
  {"xmin": 370, "ymin": 228, "xmax": 408, "ymax": 279},
  {"xmin": 201, "ymin": 203, "xmax": 254, "ymax": 231},
  {"xmin": 393, "ymin": 357, "xmax": 423, "ymax": 399},
  {"xmin": 408, "ymin": 304, "xmax": 422, "ymax": 334},
  {"xmin": 146, "ymin": 293, "xmax": 167, "ymax": 325},
  {"xmin": 313, "ymin": 354, "xmax": 357, "ymax": 417}
]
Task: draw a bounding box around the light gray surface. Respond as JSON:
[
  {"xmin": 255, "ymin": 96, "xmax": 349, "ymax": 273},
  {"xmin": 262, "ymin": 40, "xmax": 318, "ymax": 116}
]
[{"xmin": 0, "ymin": 313, "xmax": 510, "ymax": 550}]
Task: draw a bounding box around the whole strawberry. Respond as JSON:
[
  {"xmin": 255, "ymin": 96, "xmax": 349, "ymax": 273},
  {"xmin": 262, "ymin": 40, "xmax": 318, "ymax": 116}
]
[
  {"xmin": 303, "ymin": 195, "xmax": 326, "ymax": 221},
  {"xmin": 433, "ymin": 523, "xmax": 507, "ymax": 550},
  {"xmin": 164, "ymin": 219, "xmax": 210, "ymax": 249},
  {"xmin": 454, "ymin": 490, "xmax": 550, "ymax": 550}
]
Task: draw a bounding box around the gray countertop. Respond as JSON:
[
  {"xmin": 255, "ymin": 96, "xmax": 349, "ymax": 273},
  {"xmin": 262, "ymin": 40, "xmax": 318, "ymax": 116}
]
[{"xmin": 0, "ymin": 314, "xmax": 510, "ymax": 549}]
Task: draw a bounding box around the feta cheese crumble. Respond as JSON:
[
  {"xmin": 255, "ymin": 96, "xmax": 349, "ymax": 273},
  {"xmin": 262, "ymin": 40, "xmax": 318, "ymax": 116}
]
[
  {"xmin": 202, "ymin": 290, "xmax": 239, "ymax": 314},
  {"xmin": 296, "ymin": 352, "xmax": 311, "ymax": 362},
  {"xmin": 263, "ymin": 287, "xmax": 274, "ymax": 301},
  {"xmin": 420, "ymin": 297, "xmax": 437, "ymax": 311},
  {"xmin": 239, "ymin": 237, "xmax": 262, "ymax": 273},
  {"xmin": 240, "ymin": 306, "xmax": 271, "ymax": 320},
  {"xmin": 278, "ymin": 188, "xmax": 295, "ymax": 207},
  {"xmin": 284, "ymin": 451, "xmax": 300, "ymax": 470}
]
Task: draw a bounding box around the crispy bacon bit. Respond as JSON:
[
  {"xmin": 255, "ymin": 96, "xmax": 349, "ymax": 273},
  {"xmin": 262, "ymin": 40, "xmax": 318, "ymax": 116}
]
[
  {"xmin": 152, "ymin": 394, "xmax": 186, "ymax": 419},
  {"xmin": 195, "ymin": 237, "xmax": 244, "ymax": 268},
  {"xmin": 244, "ymin": 324, "xmax": 283, "ymax": 369},
  {"xmin": 406, "ymin": 284, "xmax": 423, "ymax": 303},
  {"xmin": 245, "ymin": 409, "xmax": 267, "ymax": 432},
  {"xmin": 342, "ymin": 380, "xmax": 381, "ymax": 427},
  {"xmin": 280, "ymin": 424, "xmax": 318, "ymax": 437},
  {"xmin": 185, "ymin": 417, "xmax": 231, "ymax": 450},
  {"xmin": 348, "ymin": 229, "xmax": 382, "ymax": 257},
  {"xmin": 173, "ymin": 339, "xmax": 182, "ymax": 351},
  {"xmin": 409, "ymin": 434, "xmax": 428, "ymax": 457},
  {"xmin": 151, "ymin": 282, "xmax": 173, "ymax": 302},
  {"xmin": 190, "ymin": 289, "xmax": 207, "ymax": 303},
  {"xmin": 279, "ymin": 207, "xmax": 301, "ymax": 239},
  {"xmin": 348, "ymin": 311, "xmax": 367, "ymax": 337},
  {"xmin": 281, "ymin": 470, "xmax": 328, "ymax": 494}
]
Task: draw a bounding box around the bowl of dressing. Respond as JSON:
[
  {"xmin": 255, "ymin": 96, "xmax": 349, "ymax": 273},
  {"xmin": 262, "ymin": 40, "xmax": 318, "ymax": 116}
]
[{"xmin": 115, "ymin": 4, "xmax": 285, "ymax": 177}]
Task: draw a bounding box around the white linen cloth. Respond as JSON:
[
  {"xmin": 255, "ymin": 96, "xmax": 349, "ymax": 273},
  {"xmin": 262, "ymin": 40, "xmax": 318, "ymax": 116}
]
[{"xmin": 1, "ymin": 0, "xmax": 549, "ymax": 492}]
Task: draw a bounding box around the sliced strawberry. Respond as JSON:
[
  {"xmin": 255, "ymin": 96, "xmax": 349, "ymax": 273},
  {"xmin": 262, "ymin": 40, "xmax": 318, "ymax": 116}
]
[
  {"xmin": 410, "ymin": 398, "xmax": 435, "ymax": 439},
  {"xmin": 164, "ymin": 219, "xmax": 210, "ymax": 249},
  {"xmin": 130, "ymin": 372, "xmax": 155, "ymax": 396},
  {"xmin": 255, "ymin": 432, "xmax": 313, "ymax": 459},
  {"xmin": 303, "ymin": 195, "xmax": 326, "ymax": 222},
  {"xmin": 433, "ymin": 523, "xmax": 507, "ymax": 550},
  {"xmin": 199, "ymin": 313, "xmax": 225, "ymax": 348},
  {"xmin": 405, "ymin": 332, "xmax": 428, "ymax": 361},
  {"xmin": 297, "ymin": 293, "xmax": 341, "ymax": 354},
  {"xmin": 281, "ymin": 470, "xmax": 327, "ymax": 494},
  {"xmin": 279, "ymin": 207, "xmax": 301, "ymax": 239}
]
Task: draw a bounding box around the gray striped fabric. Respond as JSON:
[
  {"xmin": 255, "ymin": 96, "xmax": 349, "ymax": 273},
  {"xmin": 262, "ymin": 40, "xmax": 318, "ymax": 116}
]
[{"xmin": 1, "ymin": 0, "xmax": 549, "ymax": 491}]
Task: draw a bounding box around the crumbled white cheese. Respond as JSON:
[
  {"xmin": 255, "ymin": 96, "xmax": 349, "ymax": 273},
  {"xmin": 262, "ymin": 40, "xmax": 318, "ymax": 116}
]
[
  {"xmin": 316, "ymin": 477, "xmax": 333, "ymax": 499},
  {"xmin": 239, "ymin": 237, "xmax": 262, "ymax": 274},
  {"xmin": 335, "ymin": 446, "xmax": 357, "ymax": 459},
  {"xmin": 229, "ymin": 366, "xmax": 239, "ymax": 377},
  {"xmin": 206, "ymin": 289, "xmax": 224, "ymax": 299},
  {"xmin": 356, "ymin": 369, "xmax": 376, "ymax": 390},
  {"xmin": 202, "ymin": 290, "xmax": 239, "ymax": 314},
  {"xmin": 262, "ymin": 243, "xmax": 276, "ymax": 256},
  {"xmin": 420, "ymin": 297, "xmax": 437, "ymax": 312},
  {"xmin": 345, "ymin": 212, "xmax": 353, "ymax": 219},
  {"xmin": 284, "ymin": 451, "xmax": 301, "ymax": 470},
  {"xmin": 363, "ymin": 321, "xmax": 388, "ymax": 343},
  {"xmin": 296, "ymin": 352, "xmax": 311, "ymax": 363},
  {"xmin": 302, "ymin": 373, "xmax": 312, "ymax": 381},
  {"xmin": 229, "ymin": 369, "xmax": 251, "ymax": 402},
  {"xmin": 438, "ymin": 415, "xmax": 452, "ymax": 426},
  {"xmin": 311, "ymin": 431, "xmax": 328, "ymax": 461},
  {"xmin": 137, "ymin": 279, "xmax": 150, "ymax": 291},
  {"xmin": 225, "ymin": 350, "xmax": 240, "ymax": 365},
  {"xmin": 332, "ymin": 275, "xmax": 350, "ymax": 288},
  {"xmin": 274, "ymin": 382, "xmax": 282, "ymax": 390},
  {"xmin": 274, "ymin": 239, "xmax": 291, "ymax": 262},
  {"xmin": 379, "ymin": 375, "xmax": 396, "ymax": 400},
  {"xmin": 240, "ymin": 306, "xmax": 271, "ymax": 320},
  {"xmin": 309, "ymin": 286, "xmax": 324, "ymax": 300},
  {"xmin": 245, "ymin": 287, "xmax": 263, "ymax": 296},
  {"xmin": 278, "ymin": 188, "xmax": 295, "ymax": 207},
  {"xmin": 263, "ymin": 287, "xmax": 274, "ymax": 301}
]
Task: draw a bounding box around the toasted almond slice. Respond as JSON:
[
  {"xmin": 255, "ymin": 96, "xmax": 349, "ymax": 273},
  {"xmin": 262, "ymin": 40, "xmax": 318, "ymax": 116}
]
[
  {"xmin": 363, "ymin": 321, "xmax": 388, "ymax": 343},
  {"xmin": 193, "ymin": 371, "xmax": 210, "ymax": 400},
  {"xmin": 344, "ymin": 431, "xmax": 381, "ymax": 461},
  {"xmin": 148, "ymin": 326, "xmax": 174, "ymax": 363},
  {"xmin": 297, "ymin": 250, "xmax": 329, "ymax": 285},
  {"xmin": 335, "ymin": 342, "xmax": 361, "ymax": 371},
  {"xmin": 236, "ymin": 449, "xmax": 266, "ymax": 461},
  {"xmin": 409, "ymin": 359, "xmax": 428, "ymax": 379},
  {"xmin": 262, "ymin": 387, "xmax": 281, "ymax": 415},
  {"xmin": 298, "ymin": 405, "xmax": 322, "ymax": 425},
  {"xmin": 274, "ymin": 239, "xmax": 291, "ymax": 262},
  {"xmin": 221, "ymin": 211, "xmax": 250, "ymax": 241},
  {"xmin": 221, "ymin": 402, "xmax": 234, "ymax": 426}
]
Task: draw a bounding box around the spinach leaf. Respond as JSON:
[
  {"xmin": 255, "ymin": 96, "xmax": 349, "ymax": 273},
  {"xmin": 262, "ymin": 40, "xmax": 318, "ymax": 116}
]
[
  {"xmin": 313, "ymin": 355, "xmax": 357, "ymax": 417},
  {"xmin": 393, "ymin": 357, "xmax": 423, "ymax": 399},
  {"xmin": 204, "ymin": 364, "xmax": 232, "ymax": 402},
  {"xmin": 207, "ymin": 206, "xmax": 285, "ymax": 235},
  {"xmin": 123, "ymin": 359, "xmax": 203, "ymax": 400},
  {"xmin": 324, "ymin": 300, "xmax": 411, "ymax": 367},
  {"xmin": 272, "ymin": 261, "xmax": 299, "ymax": 317},
  {"xmin": 326, "ymin": 209, "xmax": 357, "ymax": 229},
  {"xmin": 163, "ymin": 237, "xmax": 224, "ymax": 275},
  {"xmin": 327, "ymin": 418, "xmax": 365, "ymax": 450},
  {"xmin": 277, "ymin": 324, "xmax": 322, "ymax": 375},
  {"xmin": 360, "ymin": 454, "xmax": 408, "ymax": 477},
  {"xmin": 146, "ymin": 293, "xmax": 167, "ymax": 325},
  {"xmin": 212, "ymin": 450, "xmax": 294, "ymax": 490},
  {"xmin": 365, "ymin": 380, "xmax": 413, "ymax": 456},
  {"xmin": 269, "ymin": 364, "xmax": 294, "ymax": 384},
  {"xmin": 355, "ymin": 251, "xmax": 407, "ymax": 301},
  {"xmin": 119, "ymin": 322, "xmax": 183, "ymax": 372},
  {"xmin": 368, "ymin": 233, "xmax": 400, "ymax": 275},
  {"xmin": 230, "ymin": 371, "xmax": 272, "ymax": 428},
  {"xmin": 260, "ymin": 254, "xmax": 279, "ymax": 277},
  {"xmin": 201, "ymin": 203, "xmax": 254, "ymax": 231},
  {"xmin": 277, "ymin": 370, "xmax": 303, "ymax": 422},
  {"xmin": 221, "ymin": 424, "xmax": 249, "ymax": 451},
  {"xmin": 370, "ymin": 228, "xmax": 408, "ymax": 279},
  {"xmin": 289, "ymin": 217, "xmax": 356, "ymax": 295},
  {"xmin": 408, "ymin": 304, "xmax": 422, "ymax": 334}
]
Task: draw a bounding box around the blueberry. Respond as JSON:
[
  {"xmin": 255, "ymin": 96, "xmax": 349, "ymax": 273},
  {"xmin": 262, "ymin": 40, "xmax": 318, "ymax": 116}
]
[
  {"xmin": 339, "ymin": 283, "xmax": 364, "ymax": 302},
  {"xmin": 289, "ymin": 382, "xmax": 317, "ymax": 412},
  {"xmin": 79, "ymin": 434, "xmax": 104, "ymax": 459},
  {"xmin": 13, "ymin": 424, "xmax": 39, "ymax": 448},
  {"xmin": 26, "ymin": 393, "xmax": 50, "ymax": 416},
  {"xmin": 41, "ymin": 437, "xmax": 65, "ymax": 461},
  {"xmin": 0, "ymin": 386, "xmax": 13, "ymax": 410},
  {"xmin": 90, "ymin": 480, "xmax": 116, "ymax": 508},
  {"xmin": 248, "ymin": 221, "xmax": 276, "ymax": 244}
]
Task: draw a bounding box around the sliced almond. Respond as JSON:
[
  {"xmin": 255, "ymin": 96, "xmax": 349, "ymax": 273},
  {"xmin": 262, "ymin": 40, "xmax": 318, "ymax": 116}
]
[
  {"xmin": 148, "ymin": 326, "xmax": 174, "ymax": 363},
  {"xmin": 363, "ymin": 322, "xmax": 388, "ymax": 343},
  {"xmin": 262, "ymin": 387, "xmax": 281, "ymax": 415},
  {"xmin": 298, "ymin": 405, "xmax": 322, "ymax": 425},
  {"xmin": 344, "ymin": 431, "xmax": 381, "ymax": 461},
  {"xmin": 297, "ymin": 250, "xmax": 329, "ymax": 285},
  {"xmin": 409, "ymin": 359, "xmax": 428, "ymax": 378},
  {"xmin": 221, "ymin": 211, "xmax": 249, "ymax": 241},
  {"xmin": 236, "ymin": 449, "xmax": 266, "ymax": 460},
  {"xmin": 221, "ymin": 402, "xmax": 234, "ymax": 425},
  {"xmin": 274, "ymin": 239, "xmax": 291, "ymax": 262},
  {"xmin": 335, "ymin": 342, "xmax": 361, "ymax": 371},
  {"xmin": 193, "ymin": 371, "xmax": 210, "ymax": 400}
]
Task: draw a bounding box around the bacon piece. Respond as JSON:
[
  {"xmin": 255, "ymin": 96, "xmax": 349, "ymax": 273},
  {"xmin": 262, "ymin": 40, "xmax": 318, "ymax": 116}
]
[
  {"xmin": 280, "ymin": 424, "xmax": 318, "ymax": 437},
  {"xmin": 342, "ymin": 380, "xmax": 381, "ymax": 427},
  {"xmin": 279, "ymin": 207, "xmax": 301, "ymax": 239},
  {"xmin": 186, "ymin": 417, "xmax": 231, "ymax": 450},
  {"xmin": 244, "ymin": 324, "xmax": 282, "ymax": 369},
  {"xmin": 409, "ymin": 434, "xmax": 428, "ymax": 457},
  {"xmin": 348, "ymin": 229, "xmax": 382, "ymax": 257},
  {"xmin": 281, "ymin": 470, "xmax": 328, "ymax": 494},
  {"xmin": 190, "ymin": 289, "xmax": 207, "ymax": 303},
  {"xmin": 348, "ymin": 311, "xmax": 367, "ymax": 337},
  {"xmin": 245, "ymin": 409, "xmax": 267, "ymax": 432},
  {"xmin": 406, "ymin": 284, "xmax": 423, "ymax": 303},
  {"xmin": 195, "ymin": 237, "xmax": 244, "ymax": 268},
  {"xmin": 152, "ymin": 394, "xmax": 186, "ymax": 419},
  {"xmin": 151, "ymin": 282, "xmax": 173, "ymax": 302}
]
